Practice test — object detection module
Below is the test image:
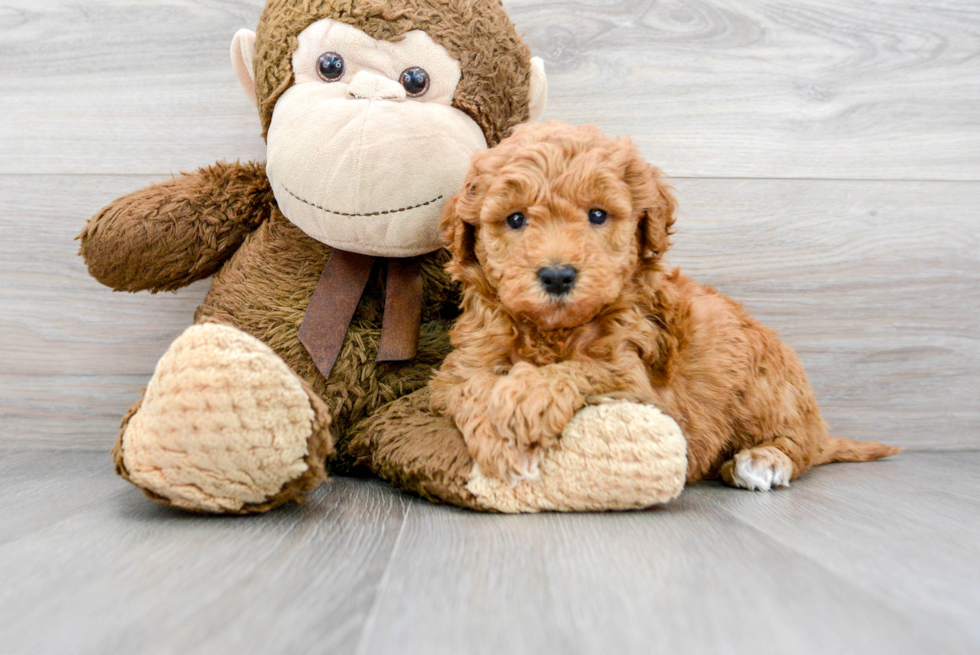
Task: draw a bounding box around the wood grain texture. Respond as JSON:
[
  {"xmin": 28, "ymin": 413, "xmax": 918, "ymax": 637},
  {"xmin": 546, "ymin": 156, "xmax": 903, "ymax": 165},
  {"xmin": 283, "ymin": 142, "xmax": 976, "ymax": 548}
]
[
  {"xmin": 0, "ymin": 452, "xmax": 411, "ymax": 655},
  {"xmin": 2, "ymin": 449, "xmax": 977, "ymax": 655},
  {"xmin": 1, "ymin": 0, "xmax": 977, "ymax": 450},
  {"xmin": 685, "ymin": 454, "xmax": 980, "ymax": 645},
  {"xmin": 3, "ymin": 0, "xmax": 980, "ymax": 179},
  {"xmin": 2, "ymin": 174, "xmax": 976, "ymax": 449},
  {"xmin": 350, "ymin": 453, "xmax": 980, "ymax": 655},
  {"xmin": 513, "ymin": 0, "xmax": 980, "ymax": 180},
  {"xmin": 0, "ymin": 175, "xmax": 207, "ymax": 378},
  {"xmin": 0, "ymin": 0, "xmax": 268, "ymax": 176},
  {"xmin": 0, "ymin": 375, "xmax": 145, "ymax": 449}
]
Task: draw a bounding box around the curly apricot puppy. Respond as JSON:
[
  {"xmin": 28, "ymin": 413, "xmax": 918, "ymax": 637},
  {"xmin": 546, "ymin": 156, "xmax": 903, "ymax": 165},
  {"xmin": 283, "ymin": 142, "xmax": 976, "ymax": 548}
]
[{"xmin": 430, "ymin": 121, "xmax": 900, "ymax": 489}]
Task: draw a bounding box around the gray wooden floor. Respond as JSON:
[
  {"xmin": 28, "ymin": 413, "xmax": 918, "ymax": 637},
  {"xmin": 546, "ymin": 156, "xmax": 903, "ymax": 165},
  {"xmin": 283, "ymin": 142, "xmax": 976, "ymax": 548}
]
[
  {"xmin": 0, "ymin": 449, "xmax": 977, "ymax": 655},
  {"xmin": 2, "ymin": 0, "xmax": 979, "ymax": 653}
]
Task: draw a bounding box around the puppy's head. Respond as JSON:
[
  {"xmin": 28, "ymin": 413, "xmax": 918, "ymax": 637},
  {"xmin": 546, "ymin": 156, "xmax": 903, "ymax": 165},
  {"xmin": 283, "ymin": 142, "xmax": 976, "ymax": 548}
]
[{"xmin": 441, "ymin": 121, "xmax": 676, "ymax": 330}]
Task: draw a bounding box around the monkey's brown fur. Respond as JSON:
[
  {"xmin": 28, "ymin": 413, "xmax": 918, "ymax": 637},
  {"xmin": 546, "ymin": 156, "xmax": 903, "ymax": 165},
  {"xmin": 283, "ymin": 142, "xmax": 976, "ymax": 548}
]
[
  {"xmin": 79, "ymin": 0, "xmax": 532, "ymax": 511},
  {"xmin": 431, "ymin": 122, "xmax": 900, "ymax": 485}
]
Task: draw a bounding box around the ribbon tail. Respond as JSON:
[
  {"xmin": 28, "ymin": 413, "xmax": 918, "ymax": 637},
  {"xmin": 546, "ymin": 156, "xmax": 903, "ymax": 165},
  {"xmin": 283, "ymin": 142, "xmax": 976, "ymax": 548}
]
[
  {"xmin": 298, "ymin": 249, "xmax": 375, "ymax": 380},
  {"xmin": 376, "ymin": 257, "xmax": 423, "ymax": 362}
]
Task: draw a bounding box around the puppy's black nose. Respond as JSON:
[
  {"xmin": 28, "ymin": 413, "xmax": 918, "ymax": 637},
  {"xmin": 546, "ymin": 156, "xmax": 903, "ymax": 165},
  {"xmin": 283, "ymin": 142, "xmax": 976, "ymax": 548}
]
[{"xmin": 538, "ymin": 265, "xmax": 578, "ymax": 296}]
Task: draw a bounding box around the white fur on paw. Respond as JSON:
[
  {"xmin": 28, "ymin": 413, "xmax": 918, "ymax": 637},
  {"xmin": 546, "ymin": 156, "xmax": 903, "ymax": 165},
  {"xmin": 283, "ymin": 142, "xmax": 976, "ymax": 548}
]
[
  {"xmin": 731, "ymin": 449, "xmax": 793, "ymax": 491},
  {"xmin": 507, "ymin": 453, "xmax": 542, "ymax": 487}
]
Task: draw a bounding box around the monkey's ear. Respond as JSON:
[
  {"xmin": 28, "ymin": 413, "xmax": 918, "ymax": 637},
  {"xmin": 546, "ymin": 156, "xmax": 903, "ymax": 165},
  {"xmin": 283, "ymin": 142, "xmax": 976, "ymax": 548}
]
[
  {"xmin": 231, "ymin": 29, "xmax": 258, "ymax": 106},
  {"xmin": 528, "ymin": 57, "xmax": 548, "ymax": 123}
]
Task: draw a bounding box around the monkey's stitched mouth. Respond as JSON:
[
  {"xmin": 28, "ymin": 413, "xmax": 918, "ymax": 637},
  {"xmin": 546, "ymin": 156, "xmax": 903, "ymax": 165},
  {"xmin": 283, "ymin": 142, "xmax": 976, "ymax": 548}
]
[{"xmin": 282, "ymin": 185, "xmax": 443, "ymax": 217}]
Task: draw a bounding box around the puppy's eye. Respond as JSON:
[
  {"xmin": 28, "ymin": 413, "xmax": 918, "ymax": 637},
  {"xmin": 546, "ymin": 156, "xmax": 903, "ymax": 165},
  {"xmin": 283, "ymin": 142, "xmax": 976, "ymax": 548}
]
[
  {"xmin": 317, "ymin": 52, "xmax": 345, "ymax": 81},
  {"xmin": 400, "ymin": 67, "xmax": 430, "ymax": 97},
  {"xmin": 588, "ymin": 208, "xmax": 608, "ymax": 225},
  {"xmin": 506, "ymin": 212, "xmax": 526, "ymax": 229}
]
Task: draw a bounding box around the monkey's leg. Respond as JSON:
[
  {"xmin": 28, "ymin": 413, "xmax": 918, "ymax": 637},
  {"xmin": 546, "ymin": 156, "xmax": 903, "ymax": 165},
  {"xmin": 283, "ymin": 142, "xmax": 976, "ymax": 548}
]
[
  {"xmin": 350, "ymin": 389, "xmax": 688, "ymax": 512},
  {"xmin": 113, "ymin": 322, "xmax": 334, "ymax": 513},
  {"xmin": 346, "ymin": 386, "xmax": 481, "ymax": 508}
]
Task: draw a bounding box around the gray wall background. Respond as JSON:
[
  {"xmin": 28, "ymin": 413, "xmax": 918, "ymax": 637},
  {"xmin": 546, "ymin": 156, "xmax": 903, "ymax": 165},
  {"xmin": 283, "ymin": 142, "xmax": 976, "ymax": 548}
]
[{"xmin": 1, "ymin": 0, "xmax": 977, "ymax": 450}]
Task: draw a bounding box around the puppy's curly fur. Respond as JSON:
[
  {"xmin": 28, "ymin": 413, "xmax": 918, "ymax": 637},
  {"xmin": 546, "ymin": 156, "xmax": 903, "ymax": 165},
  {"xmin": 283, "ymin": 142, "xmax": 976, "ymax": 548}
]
[{"xmin": 430, "ymin": 121, "xmax": 900, "ymax": 488}]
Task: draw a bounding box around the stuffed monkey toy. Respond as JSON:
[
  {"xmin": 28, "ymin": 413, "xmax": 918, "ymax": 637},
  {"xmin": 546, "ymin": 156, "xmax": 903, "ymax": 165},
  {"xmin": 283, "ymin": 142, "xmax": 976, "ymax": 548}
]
[{"xmin": 79, "ymin": 0, "xmax": 687, "ymax": 514}]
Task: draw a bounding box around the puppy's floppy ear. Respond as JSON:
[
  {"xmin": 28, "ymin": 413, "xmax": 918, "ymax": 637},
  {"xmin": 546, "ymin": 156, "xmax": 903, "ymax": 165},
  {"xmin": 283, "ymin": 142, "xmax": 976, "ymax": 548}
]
[
  {"xmin": 625, "ymin": 152, "xmax": 676, "ymax": 265},
  {"xmin": 640, "ymin": 168, "xmax": 677, "ymax": 263},
  {"xmin": 440, "ymin": 180, "xmax": 480, "ymax": 283}
]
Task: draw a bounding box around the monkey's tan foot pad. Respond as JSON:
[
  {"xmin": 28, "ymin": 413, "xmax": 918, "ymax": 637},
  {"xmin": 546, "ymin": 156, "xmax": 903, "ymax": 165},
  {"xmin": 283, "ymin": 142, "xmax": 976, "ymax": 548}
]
[
  {"xmin": 114, "ymin": 323, "xmax": 333, "ymax": 514},
  {"xmin": 468, "ymin": 401, "xmax": 687, "ymax": 513}
]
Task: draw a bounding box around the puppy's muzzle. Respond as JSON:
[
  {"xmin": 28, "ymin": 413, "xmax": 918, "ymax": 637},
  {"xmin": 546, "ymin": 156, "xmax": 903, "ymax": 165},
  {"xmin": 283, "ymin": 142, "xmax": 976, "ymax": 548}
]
[{"xmin": 538, "ymin": 265, "xmax": 578, "ymax": 297}]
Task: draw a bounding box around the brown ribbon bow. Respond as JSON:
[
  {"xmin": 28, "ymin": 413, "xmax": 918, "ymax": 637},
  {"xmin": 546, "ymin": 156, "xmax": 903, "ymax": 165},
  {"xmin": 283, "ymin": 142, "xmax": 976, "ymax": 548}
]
[{"xmin": 298, "ymin": 249, "xmax": 423, "ymax": 379}]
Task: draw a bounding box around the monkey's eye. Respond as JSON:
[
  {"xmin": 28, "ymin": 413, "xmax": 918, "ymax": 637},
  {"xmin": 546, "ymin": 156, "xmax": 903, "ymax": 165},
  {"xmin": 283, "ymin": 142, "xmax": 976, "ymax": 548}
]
[
  {"xmin": 588, "ymin": 208, "xmax": 608, "ymax": 225},
  {"xmin": 399, "ymin": 67, "xmax": 430, "ymax": 97},
  {"xmin": 316, "ymin": 52, "xmax": 345, "ymax": 81},
  {"xmin": 506, "ymin": 212, "xmax": 526, "ymax": 229}
]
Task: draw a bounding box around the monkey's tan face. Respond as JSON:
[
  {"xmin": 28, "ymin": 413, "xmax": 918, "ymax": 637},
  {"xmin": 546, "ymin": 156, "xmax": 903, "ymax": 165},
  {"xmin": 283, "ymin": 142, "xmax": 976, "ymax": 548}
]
[{"xmin": 261, "ymin": 19, "xmax": 487, "ymax": 257}]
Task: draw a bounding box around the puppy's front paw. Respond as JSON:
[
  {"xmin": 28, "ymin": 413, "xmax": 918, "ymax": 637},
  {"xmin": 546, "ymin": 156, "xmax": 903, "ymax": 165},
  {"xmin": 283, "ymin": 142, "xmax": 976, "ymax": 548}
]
[
  {"xmin": 462, "ymin": 415, "xmax": 543, "ymax": 485},
  {"xmin": 721, "ymin": 446, "xmax": 794, "ymax": 491},
  {"xmin": 487, "ymin": 362, "xmax": 580, "ymax": 456}
]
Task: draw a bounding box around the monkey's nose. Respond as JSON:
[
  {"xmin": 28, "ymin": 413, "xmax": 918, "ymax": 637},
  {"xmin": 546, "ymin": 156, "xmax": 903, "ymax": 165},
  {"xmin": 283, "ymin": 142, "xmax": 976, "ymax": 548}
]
[
  {"xmin": 538, "ymin": 265, "xmax": 578, "ymax": 297},
  {"xmin": 347, "ymin": 71, "xmax": 407, "ymax": 101}
]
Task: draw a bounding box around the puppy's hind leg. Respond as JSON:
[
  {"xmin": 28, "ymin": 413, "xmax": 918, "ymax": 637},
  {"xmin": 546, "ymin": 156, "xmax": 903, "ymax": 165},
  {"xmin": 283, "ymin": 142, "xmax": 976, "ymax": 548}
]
[
  {"xmin": 720, "ymin": 344, "xmax": 833, "ymax": 491},
  {"xmin": 720, "ymin": 433, "xmax": 902, "ymax": 492}
]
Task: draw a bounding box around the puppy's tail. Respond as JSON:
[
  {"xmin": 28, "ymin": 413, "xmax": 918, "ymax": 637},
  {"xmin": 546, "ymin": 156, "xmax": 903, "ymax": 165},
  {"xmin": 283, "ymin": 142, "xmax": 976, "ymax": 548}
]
[{"xmin": 814, "ymin": 436, "xmax": 902, "ymax": 465}]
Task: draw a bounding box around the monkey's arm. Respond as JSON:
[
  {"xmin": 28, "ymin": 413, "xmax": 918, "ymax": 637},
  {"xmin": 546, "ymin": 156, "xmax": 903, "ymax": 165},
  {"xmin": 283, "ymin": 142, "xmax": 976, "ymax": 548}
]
[{"xmin": 78, "ymin": 161, "xmax": 274, "ymax": 293}]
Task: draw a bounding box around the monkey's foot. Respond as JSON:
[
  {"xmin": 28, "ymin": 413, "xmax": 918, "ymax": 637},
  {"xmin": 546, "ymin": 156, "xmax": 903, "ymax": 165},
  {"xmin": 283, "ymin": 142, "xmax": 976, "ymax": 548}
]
[
  {"xmin": 113, "ymin": 323, "xmax": 334, "ymax": 513},
  {"xmin": 352, "ymin": 392, "xmax": 686, "ymax": 513},
  {"xmin": 467, "ymin": 400, "xmax": 687, "ymax": 512}
]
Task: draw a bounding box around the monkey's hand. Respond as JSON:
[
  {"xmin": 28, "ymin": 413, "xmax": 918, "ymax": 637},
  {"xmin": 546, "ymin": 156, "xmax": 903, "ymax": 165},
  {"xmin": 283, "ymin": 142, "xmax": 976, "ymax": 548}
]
[{"xmin": 78, "ymin": 161, "xmax": 273, "ymax": 293}]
